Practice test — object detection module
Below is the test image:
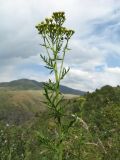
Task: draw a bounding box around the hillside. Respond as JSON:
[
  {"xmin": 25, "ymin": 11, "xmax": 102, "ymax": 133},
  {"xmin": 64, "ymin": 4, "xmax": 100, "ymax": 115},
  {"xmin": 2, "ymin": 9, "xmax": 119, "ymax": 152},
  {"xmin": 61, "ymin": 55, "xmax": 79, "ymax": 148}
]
[
  {"xmin": 0, "ymin": 79, "xmax": 85, "ymax": 95},
  {"xmin": 0, "ymin": 90, "xmax": 46, "ymax": 124},
  {"xmin": 0, "ymin": 85, "xmax": 119, "ymax": 159},
  {"xmin": 82, "ymin": 85, "xmax": 120, "ymax": 160},
  {"xmin": 0, "ymin": 89, "xmax": 78, "ymax": 125},
  {"xmin": 0, "ymin": 79, "xmax": 85, "ymax": 125}
]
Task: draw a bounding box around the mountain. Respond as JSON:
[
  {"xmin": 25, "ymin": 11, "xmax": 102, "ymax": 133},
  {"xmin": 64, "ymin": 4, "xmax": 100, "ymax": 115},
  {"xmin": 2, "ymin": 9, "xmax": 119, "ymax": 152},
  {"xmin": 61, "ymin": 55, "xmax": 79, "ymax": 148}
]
[
  {"xmin": 0, "ymin": 79, "xmax": 42, "ymax": 90},
  {"xmin": 0, "ymin": 79, "xmax": 85, "ymax": 95}
]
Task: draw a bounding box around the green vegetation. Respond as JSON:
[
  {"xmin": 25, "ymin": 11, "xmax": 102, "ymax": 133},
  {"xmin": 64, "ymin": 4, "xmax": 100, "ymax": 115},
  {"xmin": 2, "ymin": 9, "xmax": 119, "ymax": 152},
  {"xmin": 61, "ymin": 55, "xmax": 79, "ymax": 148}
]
[
  {"xmin": 0, "ymin": 85, "xmax": 119, "ymax": 159},
  {"xmin": 83, "ymin": 85, "xmax": 120, "ymax": 160}
]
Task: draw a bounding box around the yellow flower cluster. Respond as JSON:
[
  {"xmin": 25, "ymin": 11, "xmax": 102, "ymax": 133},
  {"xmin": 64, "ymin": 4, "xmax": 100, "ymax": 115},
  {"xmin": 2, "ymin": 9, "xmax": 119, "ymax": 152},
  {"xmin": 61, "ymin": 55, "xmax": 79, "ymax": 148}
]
[{"xmin": 36, "ymin": 12, "xmax": 74, "ymax": 40}]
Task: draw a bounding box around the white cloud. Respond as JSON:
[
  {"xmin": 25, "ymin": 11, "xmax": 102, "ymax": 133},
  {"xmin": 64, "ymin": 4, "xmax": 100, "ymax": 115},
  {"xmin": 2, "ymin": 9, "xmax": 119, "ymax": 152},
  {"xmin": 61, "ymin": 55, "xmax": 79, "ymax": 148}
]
[
  {"xmin": 62, "ymin": 67, "xmax": 120, "ymax": 91},
  {"xmin": 65, "ymin": 39, "xmax": 106, "ymax": 71},
  {"xmin": 0, "ymin": 0, "xmax": 120, "ymax": 91}
]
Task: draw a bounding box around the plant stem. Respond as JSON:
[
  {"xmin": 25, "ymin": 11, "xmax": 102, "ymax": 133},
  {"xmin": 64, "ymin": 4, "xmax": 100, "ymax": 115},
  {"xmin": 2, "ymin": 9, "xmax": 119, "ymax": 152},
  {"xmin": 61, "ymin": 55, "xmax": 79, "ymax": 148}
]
[
  {"xmin": 58, "ymin": 123, "xmax": 63, "ymax": 160},
  {"xmin": 54, "ymin": 55, "xmax": 63, "ymax": 160},
  {"xmin": 59, "ymin": 41, "xmax": 68, "ymax": 80}
]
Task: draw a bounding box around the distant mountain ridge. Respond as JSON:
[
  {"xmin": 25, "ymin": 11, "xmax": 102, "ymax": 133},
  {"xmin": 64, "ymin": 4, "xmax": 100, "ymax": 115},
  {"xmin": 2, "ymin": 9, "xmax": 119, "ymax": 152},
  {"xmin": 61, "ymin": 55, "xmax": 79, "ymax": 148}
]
[{"xmin": 0, "ymin": 79, "xmax": 85, "ymax": 95}]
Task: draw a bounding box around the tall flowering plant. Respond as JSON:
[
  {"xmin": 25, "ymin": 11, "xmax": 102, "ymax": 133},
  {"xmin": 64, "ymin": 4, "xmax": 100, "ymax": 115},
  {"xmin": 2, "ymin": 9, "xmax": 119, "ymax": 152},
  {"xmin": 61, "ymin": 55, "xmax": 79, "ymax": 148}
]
[{"xmin": 36, "ymin": 12, "xmax": 74, "ymax": 160}]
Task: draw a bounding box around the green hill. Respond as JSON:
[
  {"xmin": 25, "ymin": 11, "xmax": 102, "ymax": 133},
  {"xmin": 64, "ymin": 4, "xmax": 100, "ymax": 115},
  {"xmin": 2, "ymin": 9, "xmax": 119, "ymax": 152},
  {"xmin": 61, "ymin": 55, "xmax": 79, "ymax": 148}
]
[
  {"xmin": 0, "ymin": 79, "xmax": 42, "ymax": 90},
  {"xmin": 0, "ymin": 79, "xmax": 85, "ymax": 95}
]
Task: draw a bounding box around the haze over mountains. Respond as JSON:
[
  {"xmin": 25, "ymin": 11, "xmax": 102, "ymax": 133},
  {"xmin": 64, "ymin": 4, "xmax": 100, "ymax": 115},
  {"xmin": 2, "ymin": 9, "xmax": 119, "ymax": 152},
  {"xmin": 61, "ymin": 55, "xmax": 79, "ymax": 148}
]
[{"xmin": 0, "ymin": 79, "xmax": 85, "ymax": 95}]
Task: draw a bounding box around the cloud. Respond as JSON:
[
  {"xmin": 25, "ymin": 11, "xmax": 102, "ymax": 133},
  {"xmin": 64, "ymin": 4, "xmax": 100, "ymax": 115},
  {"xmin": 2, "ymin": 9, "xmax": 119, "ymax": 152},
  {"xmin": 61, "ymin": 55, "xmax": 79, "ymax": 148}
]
[
  {"xmin": 0, "ymin": 0, "xmax": 120, "ymax": 91},
  {"xmin": 0, "ymin": 54, "xmax": 51, "ymax": 82},
  {"xmin": 62, "ymin": 67, "xmax": 120, "ymax": 92},
  {"xmin": 0, "ymin": 0, "xmax": 115, "ymax": 58},
  {"xmin": 65, "ymin": 39, "xmax": 106, "ymax": 71}
]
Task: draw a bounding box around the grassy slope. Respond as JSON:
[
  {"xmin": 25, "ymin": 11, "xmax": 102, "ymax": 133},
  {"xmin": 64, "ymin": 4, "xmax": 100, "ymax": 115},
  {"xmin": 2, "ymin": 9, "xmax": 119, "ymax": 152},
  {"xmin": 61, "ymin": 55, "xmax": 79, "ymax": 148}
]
[
  {"xmin": 0, "ymin": 90, "xmax": 47, "ymax": 124},
  {"xmin": 0, "ymin": 89, "xmax": 78, "ymax": 125}
]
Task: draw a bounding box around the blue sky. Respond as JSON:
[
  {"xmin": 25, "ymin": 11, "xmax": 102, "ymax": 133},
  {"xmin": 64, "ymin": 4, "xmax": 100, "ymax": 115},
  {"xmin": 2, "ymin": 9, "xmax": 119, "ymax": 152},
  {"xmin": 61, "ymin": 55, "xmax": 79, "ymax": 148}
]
[{"xmin": 0, "ymin": 0, "xmax": 120, "ymax": 91}]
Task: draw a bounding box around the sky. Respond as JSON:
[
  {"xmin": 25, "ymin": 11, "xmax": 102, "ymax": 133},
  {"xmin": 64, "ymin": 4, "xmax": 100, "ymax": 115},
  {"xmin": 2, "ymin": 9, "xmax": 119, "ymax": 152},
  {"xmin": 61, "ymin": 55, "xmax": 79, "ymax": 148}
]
[{"xmin": 0, "ymin": 0, "xmax": 120, "ymax": 91}]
